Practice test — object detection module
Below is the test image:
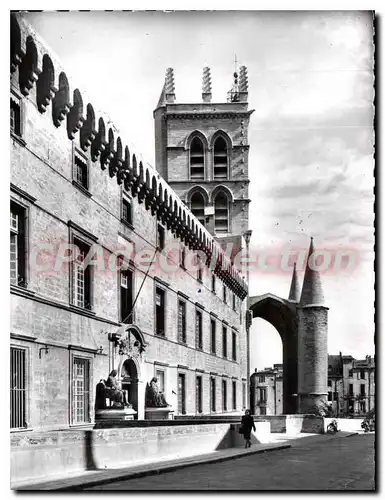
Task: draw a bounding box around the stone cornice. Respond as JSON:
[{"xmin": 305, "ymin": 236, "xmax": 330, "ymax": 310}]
[{"xmin": 165, "ymin": 111, "xmax": 253, "ymax": 120}]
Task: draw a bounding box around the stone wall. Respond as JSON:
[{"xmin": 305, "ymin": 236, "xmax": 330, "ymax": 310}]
[
  {"xmin": 11, "ymin": 423, "xmax": 238, "ymax": 487},
  {"xmin": 10, "ymin": 13, "xmax": 248, "ymax": 433}
]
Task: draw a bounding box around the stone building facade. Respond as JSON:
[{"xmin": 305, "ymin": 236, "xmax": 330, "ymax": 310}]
[
  {"xmin": 250, "ymin": 354, "xmax": 375, "ymax": 417},
  {"xmin": 328, "ymin": 354, "xmax": 375, "ymax": 416},
  {"xmin": 250, "ymin": 364, "xmax": 283, "ymax": 416},
  {"xmin": 10, "ymin": 13, "xmax": 249, "ymax": 433}
]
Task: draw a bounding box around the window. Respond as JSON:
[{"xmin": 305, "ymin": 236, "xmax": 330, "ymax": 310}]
[
  {"xmin": 348, "ymin": 369, "xmax": 353, "ymax": 378},
  {"xmin": 259, "ymin": 375, "xmax": 265, "ymax": 383},
  {"xmin": 333, "ymin": 392, "xmax": 338, "ymax": 401},
  {"xmin": 196, "ymin": 254, "xmax": 203, "ymax": 283},
  {"xmin": 73, "ymin": 150, "xmax": 89, "ymax": 190},
  {"xmin": 178, "ymin": 300, "xmax": 186, "ymax": 343},
  {"xmin": 10, "ymin": 95, "xmax": 21, "ymax": 137},
  {"xmin": 10, "ymin": 347, "xmax": 27, "ymax": 429},
  {"xmin": 180, "ymin": 246, "xmax": 186, "ymax": 269},
  {"xmin": 178, "ymin": 373, "xmax": 186, "ymax": 414},
  {"xmin": 72, "ymin": 238, "xmax": 92, "ymax": 310},
  {"xmin": 232, "ymin": 380, "xmax": 237, "ymax": 410},
  {"xmin": 120, "ymin": 269, "xmax": 133, "ymax": 323},
  {"xmin": 157, "ymin": 223, "xmax": 165, "ymax": 250},
  {"xmin": 232, "ymin": 293, "xmax": 236, "ymax": 310},
  {"xmin": 260, "ymin": 407, "xmax": 266, "ymax": 416},
  {"xmin": 211, "ymin": 274, "xmax": 216, "ymax": 293},
  {"xmin": 360, "ymin": 384, "xmax": 365, "ymax": 396},
  {"xmin": 210, "ymin": 377, "xmax": 216, "ymax": 412},
  {"xmin": 232, "ymin": 331, "xmax": 237, "ymax": 361},
  {"xmin": 328, "ymin": 379, "xmax": 332, "ymax": 387},
  {"xmin": 222, "ymin": 380, "xmax": 227, "ymax": 411},
  {"xmin": 214, "ymin": 192, "xmax": 229, "ymax": 233},
  {"xmin": 190, "ymin": 192, "xmax": 205, "ymax": 226},
  {"xmin": 222, "ymin": 326, "xmax": 227, "ymax": 358},
  {"xmin": 122, "ymin": 196, "xmax": 133, "ymax": 226},
  {"xmin": 213, "ymin": 137, "xmax": 228, "ymax": 180},
  {"xmin": 190, "ymin": 137, "xmax": 205, "ymax": 180},
  {"xmin": 259, "ymin": 388, "xmax": 267, "ymax": 402},
  {"xmin": 328, "ymin": 391, "xmax": 332, "ymax": 401},
  {"xmin": 10, "ymin": 202, "xmax": 26, "ymax": 287},
  {"xmin": 155, "ymin": 287, "xmax": 166, "ymax": 336},
  {"xmin": 196, "ymin": 376, "xmax": 202, "ymax": 413},
  {"xmin": 360, "ymin": 401, "xmax": 366, "ymax": 413},
  {"xmin": 210, "ymin": 319, "xmax": 216, "ymax": 354},
  {"xmin": 242, "ymin": 382, "xmax": 246, "ymax": 409},
  {"xmin": 223, "ymin": 285, "xmax": 227, "ymax": 303},
  {"xmin": 349, "ymin": 383, "xmax": 354, "ymax": 396},
  {"xmin": 196, "ymin": 309, "xmax": 203, "ymax": 350},
  {"xmin": 72, "ymin": 357, "xmax": 90, "ymax": 424},
  {"xmin": 156, "ymin": 369, "xmax": 165, "ymax": 393},
  {"xmin": 360, "ymin": 370, "xmax": 365, "ymax": 380}
]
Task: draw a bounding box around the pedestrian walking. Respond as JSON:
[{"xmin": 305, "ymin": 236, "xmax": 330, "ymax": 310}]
[{"xmin": 240, "ymin": 409, "xmax": 256, "ymax": 448}]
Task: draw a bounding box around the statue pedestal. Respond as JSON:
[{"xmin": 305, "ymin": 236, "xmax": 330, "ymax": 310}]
[
  {"xmin": 145, "ymin": 407, "xmax": 175, "ymax": 420},
  {"xmin": 95, "ymin": 408, "xmax": 137, "ymax": 423}
]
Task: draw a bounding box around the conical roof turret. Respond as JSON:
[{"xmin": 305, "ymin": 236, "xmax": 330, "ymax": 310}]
[
  {"xmin": 288, "ymin": 262, "xmax": 300, "ymax": 302},
  {"xmin": 300, "ymin": 237, "xmax": 325, "ymax": 306}
]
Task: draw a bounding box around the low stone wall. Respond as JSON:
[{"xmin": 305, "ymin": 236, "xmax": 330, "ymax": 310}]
[
  {"xmin": 231, "ymin": 422, "xmax": 271, "ymax": 446},
  {"xmin": 11, "ymin": 422, "xmax": 237, "ymax": 487},
  {"xmin": 253, "ymin": 415, "xmax": 324, "ymax": 434}
]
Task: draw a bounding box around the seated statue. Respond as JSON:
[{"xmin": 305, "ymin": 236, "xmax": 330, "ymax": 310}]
[
  {"xmin": 105, "ymin": 370, "xmax": 128, "ymax": 408},
  {"xmin": 145, "ymin": 377, "xmax": 169, "ymax": 408}
]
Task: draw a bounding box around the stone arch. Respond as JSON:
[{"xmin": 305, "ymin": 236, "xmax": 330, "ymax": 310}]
[
  {"xmin": 52, "ymin": 72, "xmax": 70, "ymax": 127},
  {"xmin": 210, "ymin": 184, "xmax": 234, "ymax": 204},
  {"xmin": 11, "ymin": 15, "xmax": 24, "ymax": 73},
  {"xmin": 36, "ymin": 54, "xmax": 56, "ymax": 113},
  {"xmin": 248, "ymin": 293, "xmax": 298, "ymax": 415},
  {"xmin": 209, "ymin": 129, "xmax": 233, "ymax": 150},
  {"xmin": 67, "ymin": 88, "xmax": 84, "ymax": 139},
  {"xmin": 212, "ymin": 187, "xmax": 233, "ymax": 234},
  {"xmin": 185, "ymin": 185, "xmax": 209, "ymax": 205},
  {"xmin": 211, "ymin": 131, "xmax": 232, "ymax": 181},
  {"xmin": 80, "ymin": 103, "xmax": 96, "ymax": 151},
  {"xmin": 19, "ymin": 35, "xmax": 40, "ymax": 96},
  {"xmin": 184, "ymin": 130, "xmax": 209, "ymax": 151}
]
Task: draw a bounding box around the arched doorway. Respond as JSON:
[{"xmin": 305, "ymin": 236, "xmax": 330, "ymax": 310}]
[
  {"xmin": 250, "ymin": 318, "xmax": 283, "ymax": 416},
  {"xmin": 121, "ymin": 358, "xmax": 139, "ymax": 418},
  {"xmin": 249, "ymin": 294, "xmax": 298, "ymax": 414}
]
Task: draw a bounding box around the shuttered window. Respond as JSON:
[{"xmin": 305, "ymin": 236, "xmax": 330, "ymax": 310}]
[
  {"xmin": 72, "ymin": 357, "xmax": 90, "ymax": 424},
  {"xmin": 10, "ymin": 347, "xmax": 27, "ymax": 429}
]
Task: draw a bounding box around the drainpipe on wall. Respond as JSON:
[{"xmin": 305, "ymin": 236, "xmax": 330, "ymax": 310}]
[{"xmin": 243, "ymin": 230, "xmax": 252, "ymax": 408}]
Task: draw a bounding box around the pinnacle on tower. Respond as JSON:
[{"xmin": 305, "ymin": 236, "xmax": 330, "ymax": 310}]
[
  {"xmin": 288, "ymin": 262, "xmax": 300, "ymax": 302},
  {"xmin": 238, "ymin": 66, "xmax": 248, "ymax": 102},
  {"xmin": 202, "ymin": 67, "xmax": 212, "ymax": 103},
  {"xmin": 165, "ymin": 67, "xmax": 175, "ymax": 103},
  {"xmin": 300, "ymin": 237, "xmax": 325, "ymax": 306}
]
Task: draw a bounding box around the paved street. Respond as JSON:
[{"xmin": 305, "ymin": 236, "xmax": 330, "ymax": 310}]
[{"xmin": 86, "ymin": 434, "xmax": 375, "ymax": 491}]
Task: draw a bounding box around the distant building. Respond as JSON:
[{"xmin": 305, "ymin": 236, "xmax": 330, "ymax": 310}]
[
  {"xmin": 328, "ymin": 354, "xmax": 375, "ymax": 416},
  {"xmin": 250, "ymin": 364, "xmax": 283, "ymax": 415},
  {"xmin": 251, "ymin": 354, "xmax": 375, "ymax": 416}
]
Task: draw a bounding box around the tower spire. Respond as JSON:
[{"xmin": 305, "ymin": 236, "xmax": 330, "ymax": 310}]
[
  {"xmin": 288, "ymin": 262, "xmax": 300, "ymax": 302},
  {"xmin": 202, "ymin": 67, "xmax": 212, "ymax": 103},
  {"xmin": 300, "ymin": 237, "xmax": 325, "ymax": 306}
]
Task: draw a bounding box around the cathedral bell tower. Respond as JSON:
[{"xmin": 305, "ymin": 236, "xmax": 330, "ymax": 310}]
[{"xmin": 153, "ymin": 65, "xmax": 254, "ymax": 257}]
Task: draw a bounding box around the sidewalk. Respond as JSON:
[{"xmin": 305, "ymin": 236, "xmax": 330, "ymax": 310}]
[
  {"xmin": 13, "ymin": 431, "xmax": 358, "ymax": 491},
  {"xmin": 14, "ymin": 442, "xmax": 291, "ymax": 491}
]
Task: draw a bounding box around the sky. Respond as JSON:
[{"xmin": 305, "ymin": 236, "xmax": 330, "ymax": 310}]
[{"xmin": 24, "ymin": 10, "xmax": 375, "ymax": 372}]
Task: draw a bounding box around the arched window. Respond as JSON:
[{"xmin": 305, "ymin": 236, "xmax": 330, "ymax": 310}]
[
  {"xmin": 214, "ymin": 191, "xmax": 229, "ymax": 233},
  {"xmin": 191, "ymin": 192, "xmax": 205, "ymax": 227},
  {"xmin": 213, "ymin": 137, "xmax": 228, "ymax": 180},
  {"xmin": 190, "ymin": 137, "xmax": 205, "ymax": 180}
]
